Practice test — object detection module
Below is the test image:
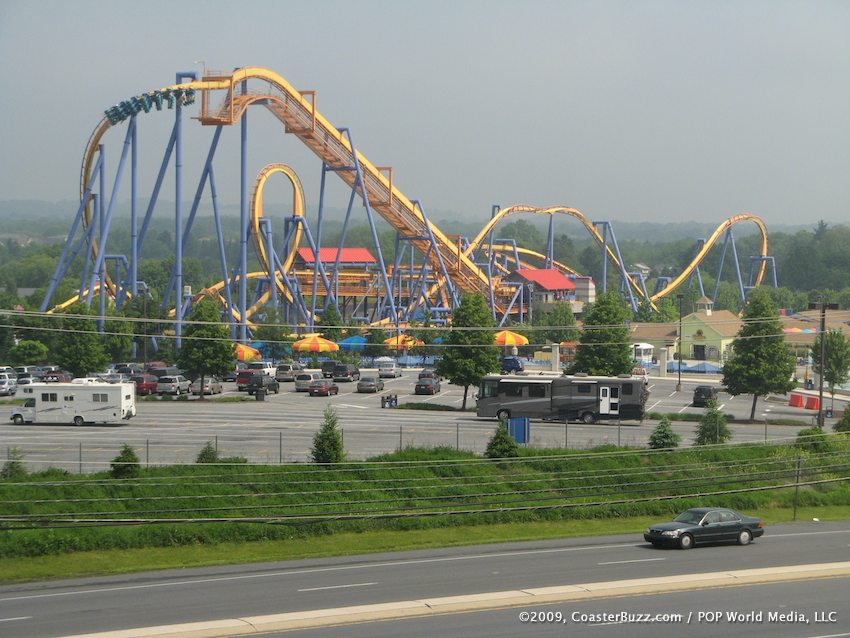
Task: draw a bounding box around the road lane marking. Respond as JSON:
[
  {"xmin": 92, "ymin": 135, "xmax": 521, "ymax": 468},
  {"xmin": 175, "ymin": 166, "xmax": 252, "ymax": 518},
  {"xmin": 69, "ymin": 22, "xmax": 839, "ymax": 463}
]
[
  {"xmin": 0, "ymin": 616, "xmax": 32, "ymax": 622},
  {"xmin": 3, "ymin": 530, "xmax": 849, "ymax": 603},
  {"xmin": 597, "ymin": 558, "xmax": 665, "ymax": 566},
  {"xmin": 336, "ymin": 404, "xmax": 367, "ymax": 410},
  {"xmin": 297, "ymin": 582, "xmax": 377, "ymax": 592}
]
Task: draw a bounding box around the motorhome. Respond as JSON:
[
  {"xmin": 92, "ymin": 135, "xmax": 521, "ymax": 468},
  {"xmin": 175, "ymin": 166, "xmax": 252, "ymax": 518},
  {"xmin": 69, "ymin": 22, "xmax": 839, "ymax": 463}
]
[
  {"xmin": 476, "ymin": 374, "xmax": 647, "ymax": 424},
  {"xmin": 10, "ymin": 381, "xmax": 136, "ymax": 425}
]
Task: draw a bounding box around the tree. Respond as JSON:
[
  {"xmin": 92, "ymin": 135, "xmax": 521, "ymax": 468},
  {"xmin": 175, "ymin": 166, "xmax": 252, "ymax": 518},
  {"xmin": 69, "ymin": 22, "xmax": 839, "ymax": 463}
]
[
  {"xmin": 485, "ymin": 422, "xmax": 520, "ymax": 458},
  {"xmin": 9, "ymin": 339, "xmax": 48, "ymax": 365},
  {"xmin": 110, "ymin": 444, "xmax": 140, "ymax": 478},
  {"xmin": 196, "ymin": 441, "xmax": 220, "ymax": 463},
  {"xmin": 316, "ymin": 304, "xmax": 343, "ymax": 343},
  {"xmin": 436, "ymin": 293, "xmax": 500, "ymax": 409},
  {"xmin": 177, "ymin": 300, "xmax": 235, "ymax": 400},
  {"xmin": 311, "ymin": 406, "xmax": 345, "ymax": 463},
  {"xmin": 570, "ymin": 292, "xmax": 632, "ymax": 376},
  {"xmin": 648, "ymin": 416, "xmax": 681, "ymax": 449},
  {"xmin": 694, "ymin": 401, "xmax": 731, "ymax": 445},
  {"xmin": 253, "ymin": 308, "xmax": 293, "ymax": 363},
  {"xmin": 102, "ymin": 314, "xmax": 134, "ymax": 363},
  {"xmin": 363, "ymin": 327, "xmax": 389, "ymax": 361},
  {"xmin": 811, "ymin": 330, "xmax": 850, "ymax": 410},
  {"xmin": 0, "ymin": 448, "xmax": 26, "ymax": 480},
  {"xmin": 722, "ymin": 289, "xmax": 796, "ymax": 420},
  {"xmin": 53, "ymin": 304, "xmax": 110, "ymax": 377},
  {"xmin": 534, "ymin": 301, "xmax": 579, "ymax": 344}
]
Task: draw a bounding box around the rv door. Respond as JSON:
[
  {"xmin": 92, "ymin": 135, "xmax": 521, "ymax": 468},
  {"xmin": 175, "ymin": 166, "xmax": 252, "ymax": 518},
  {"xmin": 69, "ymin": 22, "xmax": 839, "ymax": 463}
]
[{"xmin": 599, "ymin": 386, "xmax": 620, "ymax": 416}]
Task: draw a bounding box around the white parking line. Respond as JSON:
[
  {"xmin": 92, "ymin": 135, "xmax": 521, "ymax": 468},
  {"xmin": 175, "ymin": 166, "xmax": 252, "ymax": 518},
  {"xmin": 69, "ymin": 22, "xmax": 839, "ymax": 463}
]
[
  {"xmin": 297, "ymin": 582, "xmax": 377, "ymax": 592},
  {"xmin": 598, "ymin": 558, "xmax": 665, "ymax": 566},
  {"xmin": 0, "ymin": 617, "xmax": 32, "ymax": 623}
]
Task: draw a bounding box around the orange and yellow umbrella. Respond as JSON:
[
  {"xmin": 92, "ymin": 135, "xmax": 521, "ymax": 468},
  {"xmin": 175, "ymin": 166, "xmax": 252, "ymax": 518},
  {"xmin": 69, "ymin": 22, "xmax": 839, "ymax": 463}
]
[
  {"xmin": 384, "ymin": 335, "xmax": 424, "ymax": 350},
  {"xmin": 235, "ymin": 343, "xmax": 262, "ymax": 361},
  {"xmin": 292, "ymin": 335, "xmax": 340, "ymax": 353},
  {"xmin": 494, "ymin": 330, "xmax": 529, "ymax": 346}
]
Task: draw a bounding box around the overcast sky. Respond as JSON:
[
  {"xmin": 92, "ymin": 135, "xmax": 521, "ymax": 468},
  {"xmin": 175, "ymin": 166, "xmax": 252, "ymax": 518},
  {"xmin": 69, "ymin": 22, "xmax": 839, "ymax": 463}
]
[{"xmin": 0, "ymin": 0, "xmax": 848, "ymax": 228}]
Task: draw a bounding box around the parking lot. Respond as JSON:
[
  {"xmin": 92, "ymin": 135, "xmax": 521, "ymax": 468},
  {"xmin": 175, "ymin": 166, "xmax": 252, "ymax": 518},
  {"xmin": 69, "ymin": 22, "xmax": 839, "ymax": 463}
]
[{"xmin": 1, "ymin": 368, "xmax": 845, "ymax": 472}]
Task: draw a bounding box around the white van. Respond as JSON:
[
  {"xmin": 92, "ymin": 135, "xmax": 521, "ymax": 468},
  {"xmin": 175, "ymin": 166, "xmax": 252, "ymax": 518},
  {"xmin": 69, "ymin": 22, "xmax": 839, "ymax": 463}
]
[
  {"xmin": 11, "ymin": 382, "xmax": 136, "ymax": 425},
  {"xmin": 247, "ymin": 361, "xmax": 276, "ymax": 377},
  {"xmin": 294, "ymin": 371, "xmax": 323, "ymax": 392},
  {"xmin": 378, "ymin": 361, "xmax": 402, "ymax": 378}
]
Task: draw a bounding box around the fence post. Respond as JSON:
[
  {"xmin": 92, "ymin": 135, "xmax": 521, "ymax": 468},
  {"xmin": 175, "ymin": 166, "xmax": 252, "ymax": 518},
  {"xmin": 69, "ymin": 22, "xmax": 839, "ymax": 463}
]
[
  {"xmin": 793, "ymin": 456, "xmax": 802, "ymax": 521},
  {"xmin": 279, "ymin": 431, "xmax": 283, "ymax": 464},
  {"xmin": 215, "ymin": 435, "xmax": 218, "ymax": 453},
  {"xmin": 456, "ymin": 423, "xmax": 459, "ymax": 450},
  {"xmin": 79, "ymin": 442, "xmax": 82, "ymax": 474},
  {"xmin": 399, "ymin": 425, "xmax": 403, "ymax": 451},
  {"xmin": 146, "ymin": 439, "xmax": 149, "ymax": 468},
  {"xmin": 564, "ymin": 421, "xmax": 568, "ymax": 449}
]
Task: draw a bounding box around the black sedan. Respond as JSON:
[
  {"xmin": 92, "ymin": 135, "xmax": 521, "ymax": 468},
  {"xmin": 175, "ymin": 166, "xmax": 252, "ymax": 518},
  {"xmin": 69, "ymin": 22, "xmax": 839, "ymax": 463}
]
[
  {"xmin": 414, "ymin": 378, "xmax": 441, "ymax": 395},
  {"xmin": 644, "ymin": 507, "xmax": 764, "ymax": 549}
]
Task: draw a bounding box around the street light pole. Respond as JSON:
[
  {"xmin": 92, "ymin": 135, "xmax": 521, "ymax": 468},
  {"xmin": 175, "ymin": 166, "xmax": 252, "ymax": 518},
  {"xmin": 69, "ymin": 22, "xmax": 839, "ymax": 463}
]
[{"xmin": 676, "ymin": 294, "xmax": 684, "ymax": 392}]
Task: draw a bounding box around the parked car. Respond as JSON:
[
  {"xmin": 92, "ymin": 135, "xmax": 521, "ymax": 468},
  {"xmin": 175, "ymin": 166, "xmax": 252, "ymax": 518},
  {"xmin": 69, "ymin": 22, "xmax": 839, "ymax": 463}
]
[
  {"xmin": 418, "ymin": 369, "xmax": 441, "ymax": 382},
  {"xmin": 693, "ymin": 385, "xmax": 719, "ymax": 407},
  {"xmin": 156, "ymin": 375, "xmax": 191, "ymax": 396},
  {"xmin": 0, "ymin": 378, "xmax": 17, "ymax": 396},
  {"xmin": 148, "ymin": 366, "xmax": 179, "ymax": 379},
  {"xmin": 499, "ymin": 356, "xmax": 525, "ymax": 374},
  {"xmin": 16, "ymin": 376, "xmax": 34, "ymax": 387},
  {"xmin": 190, "ymin": 377, "xmax": 223, "ymax": 395},
  {"xmin": 378, "ymin": 361, "xmax": 402, "ymax": 378},
  {"xmin": 247, "ymin": 361, "xmax": 276, "ymax": 377},
  {"xmin": 414, "ymin": 378, "xmax": 441, "ymax": 395},
  {"xmin": 308, "ymin": 379, "xmax": 339, "ymax": 396},
  {"xmin": 275, "ymin": 363, "xmax": 304, "ymax": 382},
  {"xmin": 295, "ymin": 371, "xmax": 324, "ymax": 391},
  {"xmin": 246, "ymin": 374, "xmax": 280, "ymax": 395},
  {"xmin": 644, "ymin": 508, "xmax": 764, "ymax": 549},
  {"xmin": 223, "ymin": 365, "xmax": 246, "ymax": 382},
  {"xmin": 321, "ymin": 361, "xmax": 339, "ymax": 378},
  {"xmin": 357, "ymin": 376, "xmax": 385, "ymax": 393},
  {"xmin": 236, "ymin": 370, "xmax": 255, "ymax": 391},
  {"xmin": 43, "ymin": 370, "xmax": 73, "ymax": 383},
  {"xmin": 131, "ymin": 374, "xmax": 159, "ymax": 396},
  {"xmin": 333, "ymin": 363, "xmax": 360, "ymax": 382}
]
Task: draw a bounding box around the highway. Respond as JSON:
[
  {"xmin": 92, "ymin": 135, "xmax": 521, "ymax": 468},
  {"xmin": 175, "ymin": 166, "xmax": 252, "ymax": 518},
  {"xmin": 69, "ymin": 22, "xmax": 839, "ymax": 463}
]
[
  {"xmin": 0, "ymin": 371, "xmax": 844, "ymax": 471},
  {"xmin": 0, "ymin": 521, "xmax": 848, "ymax": 637}
]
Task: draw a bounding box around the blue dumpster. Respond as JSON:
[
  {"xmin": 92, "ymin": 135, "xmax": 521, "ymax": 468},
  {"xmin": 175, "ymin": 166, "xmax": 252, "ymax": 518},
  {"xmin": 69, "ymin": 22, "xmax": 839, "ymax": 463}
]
[{"xmin": 508, "ymin": 417, "xmax": 530, "ymax": 444}]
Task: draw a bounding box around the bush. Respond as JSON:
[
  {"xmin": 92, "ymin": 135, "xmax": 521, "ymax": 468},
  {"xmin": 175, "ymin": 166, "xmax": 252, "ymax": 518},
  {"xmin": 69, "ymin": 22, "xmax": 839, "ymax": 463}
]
[
  {"xmin": 0, "ymin": 447, "xmax": 26, "ymax": 480},
  {"xmin": 485, "ymin": 422, "xmax": 520, "ymax": 459},
  {"xmin": 196, "ymin": 441, "xmax": 220, "ymax": 463},
  {"xmin": 648, "ymin": 416, "xmax": 681, "ymax": 449},
  {"xmin": 110, "ymin": 444, "xmax": 140, "ymax": 478},
  {"xmin": 694, "ymin": 401, "xmax": 731, "ymax": 445},
  {"xmin": 834, "ymin": 411, "xmax": 850, "ymax": 433},
  {"xmin": 795, "ymin": 427, "xmax": 831, "ymax": 453},
  {"xmin": 311, "ymin": 406, "xmax": 345, "ymax": 464}
]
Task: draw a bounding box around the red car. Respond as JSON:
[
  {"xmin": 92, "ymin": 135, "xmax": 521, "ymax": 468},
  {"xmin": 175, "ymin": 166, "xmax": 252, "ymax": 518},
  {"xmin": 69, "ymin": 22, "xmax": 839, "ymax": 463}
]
[
  {"xmin": 308, "ymin": 379, "xmax": 339, "ymax": 396},
  {"xmin": 236, "ymin": 370, "xmax": 254, "ymax": 391},
  {"xmin": 131, "ymin": 373, "xmax": 159, "ymax": 395}
]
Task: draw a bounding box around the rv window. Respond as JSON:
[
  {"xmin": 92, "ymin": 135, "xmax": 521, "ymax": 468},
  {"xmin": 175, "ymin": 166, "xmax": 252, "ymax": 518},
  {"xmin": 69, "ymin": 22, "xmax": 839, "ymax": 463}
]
[
  {"xmin": 41, "ymin": 393, "xmax": 58, "ymax": 402},
  {"xmin": 622, "ymin": 384, "xmax": 633, "ymax": 395},
  {"xmin": 528, "ymin": 384, "xmax": 546, "ymax": 398},
  {"xmin": 64, "ymin": 395, "xmax": 74, "ymax": 401},
  {"xmin": 480, "ymin": 380, "xmax": 499, "ymax": 399},
  {"xmin": 93, "ymin": 393, "xmax": 108, "ymax": 402},
  {"xmin": 576, "ymin": 385, "xmax": 591, "ymax": 394},
  {"xmin": 24, "ymin": 398, "xmax": 35, "ymax": 408},
  {"xmin": 501, "ymin": 383, "xmax": 523, "ymax": 397}
]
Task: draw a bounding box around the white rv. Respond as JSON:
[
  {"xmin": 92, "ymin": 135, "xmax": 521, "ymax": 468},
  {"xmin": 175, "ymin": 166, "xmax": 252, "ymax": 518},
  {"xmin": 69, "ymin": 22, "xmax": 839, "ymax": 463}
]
[{"xmin": 10, "ymin": 381, "xmax": 136, "ymax": 425}]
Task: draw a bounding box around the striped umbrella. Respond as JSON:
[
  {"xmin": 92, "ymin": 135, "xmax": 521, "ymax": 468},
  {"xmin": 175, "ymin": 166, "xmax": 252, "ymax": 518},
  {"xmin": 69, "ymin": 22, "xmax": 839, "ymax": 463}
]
[
  {"xmin": 384, "ymin": 335, "xmax": 424, "ymax": 350},
  {"xmin": 292, "ymin": 335, "xmax": 340, "ymax": 353},
  {"xmin": 234, "ymin": 343, "xmax": 262, "ymax": 361},
  {"xmin": 494, "ymin": 330, "xmax": 529, "ymax": 346}
]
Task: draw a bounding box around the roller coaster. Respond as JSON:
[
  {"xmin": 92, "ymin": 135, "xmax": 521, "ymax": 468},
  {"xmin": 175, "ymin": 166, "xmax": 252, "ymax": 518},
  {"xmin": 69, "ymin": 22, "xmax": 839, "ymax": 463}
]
[{"xmin": 41, "ymin": 66, "xmax": 777, "ymax": 343}]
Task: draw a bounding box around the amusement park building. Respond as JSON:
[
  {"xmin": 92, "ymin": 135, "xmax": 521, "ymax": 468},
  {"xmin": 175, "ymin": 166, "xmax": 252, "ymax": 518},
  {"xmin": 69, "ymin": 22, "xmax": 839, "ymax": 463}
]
[{"xmin": 504, "ymin": 269, "xmax": 595, "ymax": 315}]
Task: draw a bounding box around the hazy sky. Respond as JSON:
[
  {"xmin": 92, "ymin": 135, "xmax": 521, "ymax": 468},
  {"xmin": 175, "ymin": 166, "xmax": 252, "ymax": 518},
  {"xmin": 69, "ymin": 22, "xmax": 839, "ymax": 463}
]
[{"xmin": 1, "ymin": 0, "xmax": 848, "ymax": 228}]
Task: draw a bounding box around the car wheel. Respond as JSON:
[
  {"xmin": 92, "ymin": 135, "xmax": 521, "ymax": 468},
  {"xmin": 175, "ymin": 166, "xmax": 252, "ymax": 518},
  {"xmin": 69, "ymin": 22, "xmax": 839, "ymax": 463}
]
[
  {"xmin": 737, "ymin": 529, "xmax": 752, "ymax": 546},
  {"xmin": 496, "ymin": 409, "xmax": 510, "ymax": 422},
  {"xmin": 12, "ymin": 414, "xmax": 23, "ymax": 425},
  {"xmin": 580, "ymin": 412, "xmax": 595, "ymax": 424},
  {"xmin": 678, "ymin": 533, "xmax": 694, "ymax": 550},
  {"xmin": 175, "ymin": 388, "xmax": 181, "ymax": 396},
  {"xmin": 73, "ymin": 416, "xmax": 84, "ymax": 426}
]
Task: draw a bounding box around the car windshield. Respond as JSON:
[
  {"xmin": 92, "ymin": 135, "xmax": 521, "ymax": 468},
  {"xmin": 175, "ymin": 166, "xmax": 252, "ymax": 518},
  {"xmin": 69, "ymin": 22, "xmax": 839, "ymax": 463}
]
[{"xmin": 673, "ymin": 510, "xmax": 705, "ymax": 524}]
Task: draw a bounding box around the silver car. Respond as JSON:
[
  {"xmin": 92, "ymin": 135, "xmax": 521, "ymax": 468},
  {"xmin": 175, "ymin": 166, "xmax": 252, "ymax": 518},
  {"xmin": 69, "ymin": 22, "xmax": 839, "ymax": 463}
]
[
  {"xmin": 0, "ymin": 378, "xmax": 17, "ymax": 396},
  {"xmin": 156, "ymin": 375, "xmax": 191, "ymax": 396},
  {"xmin": 190, "ymin": 377, "xmax": 223, "ymax": 395},
  {"xmin": 294, "ymin": 372, "xmax": 323, "ymax": 392}
]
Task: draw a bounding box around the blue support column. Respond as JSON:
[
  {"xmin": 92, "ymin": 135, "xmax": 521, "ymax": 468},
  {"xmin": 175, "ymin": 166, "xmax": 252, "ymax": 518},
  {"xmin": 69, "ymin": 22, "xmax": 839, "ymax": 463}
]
[
  {"xmin": 239, "ymin": 78, "xmax": 249, "ymax": 342},
  {"xmin": 130, "ymin": 118, "xmax": 138, "ymax": 300},
  {"xmin": 174, "ymin": 90, "xmax": 184, "ymax": 348},
  {"xmin": 261, "ymin": 218, "xmax": 277, "ymax": 309}
]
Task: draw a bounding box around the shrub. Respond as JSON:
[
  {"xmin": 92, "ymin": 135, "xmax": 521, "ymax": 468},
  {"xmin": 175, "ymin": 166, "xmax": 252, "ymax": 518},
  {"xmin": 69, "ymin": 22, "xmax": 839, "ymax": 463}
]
[
  {"xmin": 795, "ymin": 427, "xmax": 831, "ymax": 453},
  {"xmin": 196, "ymin": 441, "xmax": 220, "ymax": 463},
  {"xmin": 834, "ymin": 410, "xmax": 850, "ymax": 433},
  {"xmin": 0, "ymin": 447, "xmax": 26, "ymax": 480},
  {"xmin": 485, "ymin": 422, "xmax": 520, "ymax": 459},
  {"xmin": 694, "ymin": 401, "xmax": 731, "ymax": 445},
  {"xmin": 648, "ymin": 416, "xmax": 681, "ymax": 449},
  {"xmin": 311, "ymin": 406, "xmax": 345, "ymax": 464},
  {"xmin": 110, "ymin": 444, "xmax": 140, "ymax": 478}
]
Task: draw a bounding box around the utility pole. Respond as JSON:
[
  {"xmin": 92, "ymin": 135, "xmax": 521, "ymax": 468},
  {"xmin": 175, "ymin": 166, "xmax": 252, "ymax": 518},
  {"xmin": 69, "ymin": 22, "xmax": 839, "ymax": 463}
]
[
  {"xmin": 676, "ymin": 293, "xmax": 684, "ymax": 392},
  {"xmin": 809, "ymin": 300, "xmax": 838, "ymax": 428}
]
